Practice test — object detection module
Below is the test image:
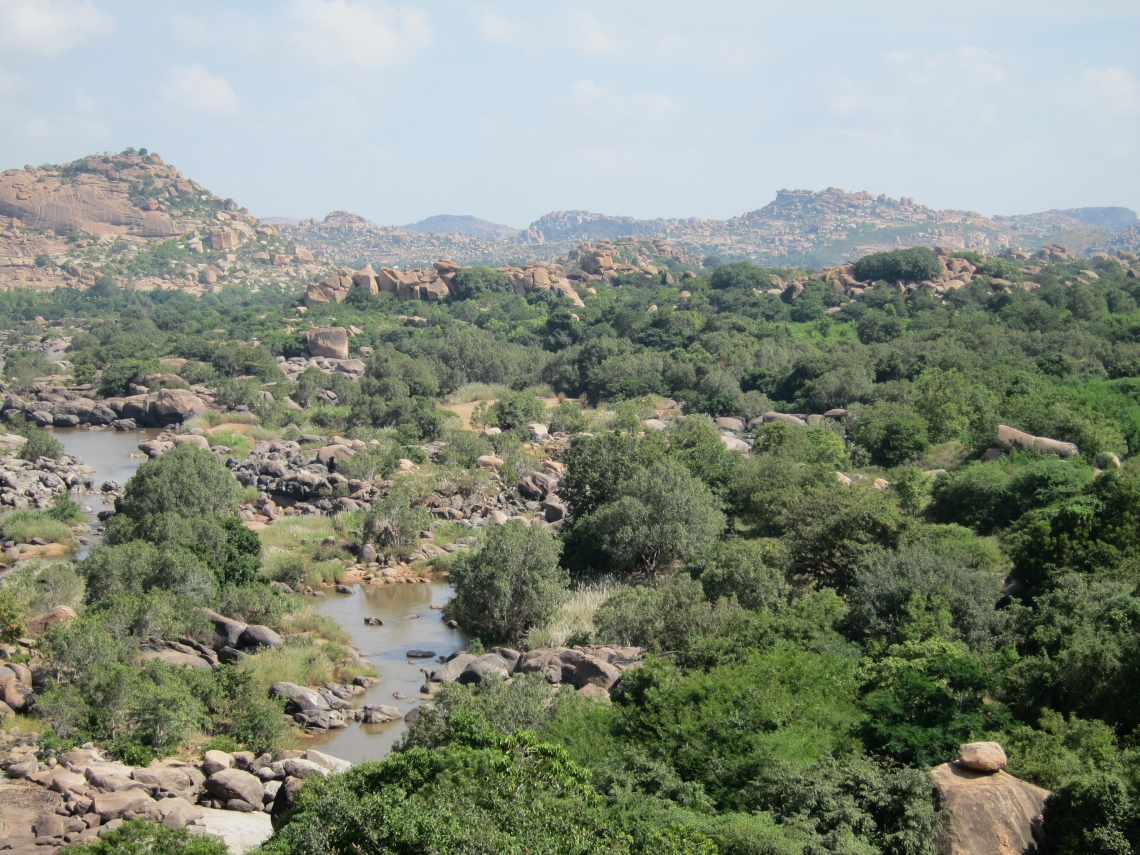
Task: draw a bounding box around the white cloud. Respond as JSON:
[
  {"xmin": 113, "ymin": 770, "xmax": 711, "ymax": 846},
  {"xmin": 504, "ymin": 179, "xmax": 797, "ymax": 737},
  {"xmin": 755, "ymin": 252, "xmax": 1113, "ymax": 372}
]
[
  {"xmin": 162, "ymin": 65, "xmax": 241, "ymax": 116},
  {"xmin": 570, "ymin": 79, "xmax": 676, "ymax": 123},
  {"xmin": 285, "ymin": 0, "xmax": 431, "ymax": 68},
  {"xmin": 1061, "ymin": 67, "xmax": 1140, "ymax": 119},
  {"xmin": 0, "ymin": 0, "xmax": 114, "ymax": 55}
]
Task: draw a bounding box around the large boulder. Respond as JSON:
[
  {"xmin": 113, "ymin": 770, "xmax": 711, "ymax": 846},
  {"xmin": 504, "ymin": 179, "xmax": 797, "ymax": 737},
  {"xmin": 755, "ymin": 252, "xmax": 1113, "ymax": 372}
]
[
  {"xmin": 92, "ymin": 789, "xmax": 156, "ymax": 821},
  {"xmin": 270, "ymin": 681, "xmax": 331, "ymax": 712},
  {"xmin": 204, "ymin": 767, "xmax": 264, "ymax": 808},
  {"xmin": 147, "ymin": 389, "xmax": 206, "ymax": 425},
  {"xmin": 933, "ymin": 756, "xmax": 1048, "ymax": 855},
  {"xmin": 24, "ymin": 605, "xmax": 76, "ymax": 637},
  {"xmin": 204, "ymin": 609, "xmax": 248, "ymax": 649},
  {"xmin": 429, "ymin": 653, "xmax": 477, "ymax": 684},
  {"xmin": 239, "ymin": 625, "xmax": 282, "ymax": 649},
  {"xmin": 958, "ymin": 741, "xmax": 1007, "ymax": 773},
  {"xmin": 457, "ymin": 653, "xmax": 512, "ymax": 685},
  {"xmin": 307, "ymin": 327, "xmax": 349, "ymax": 360},
  {"xmin": 515, "ymin": 648, "xmax": 621, "ymax": 690}
]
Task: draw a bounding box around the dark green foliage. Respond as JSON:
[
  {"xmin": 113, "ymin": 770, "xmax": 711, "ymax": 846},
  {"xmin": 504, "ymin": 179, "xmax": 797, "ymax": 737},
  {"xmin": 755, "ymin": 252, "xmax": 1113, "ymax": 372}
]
[
  {"xmin": 710, "ymin": 260, "xmax": 772, "ymax": 291},
  {"xmin": 1044, "ymin": 774, "xmax": 1139, "ymax": 855},
  {"xmin": 559, "ymin": 431, "xmax": 668, "ymax": 519},
  {"xmin": 484, "ymin": 390, "xmax": 546, "ymax": 432},
  {"xmin": 577, "ymin": 460, "xmax": 725, "ymax": 574},
  {"xmin": 782, "ymin": 485, "xmax": 909, "ymax": 590},
  {"xmin": 852, "ymin": 247, "xmax": 941, "ymax": 284},
  {"xmin": 117, "ymin": 443, "xmax": 242, "ymax": 523},
  {"xmin": 450, "ymin": 265, "xmax": 513, "ymax": 301},
  {"xmin": 12, "ymin": 422, "xmax": 65, "ymax": 461},
  {"xmin": 262, "ymin": 714, "xmax": 632, "ymax": 855},
  {"xmin": 852, "ymin": 402, "xmax": 929, "ymax": 467},
  {"xmin": 687, "ymin": 539, "xmax": 786, "ymax": 612},
  {"xmin": 444, "ymin": 521, "xmax": 568, "ymax": 643},
  {"xmin": 844, "ymin": 546, "xmax": 1006, "ymax": 650}
]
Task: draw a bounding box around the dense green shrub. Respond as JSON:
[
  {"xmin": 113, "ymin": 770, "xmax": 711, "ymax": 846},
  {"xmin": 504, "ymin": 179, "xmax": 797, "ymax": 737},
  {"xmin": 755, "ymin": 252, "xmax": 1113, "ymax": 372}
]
[
  {"xmin": 852, "ymin": 247, "xmax": 941, "ymax": 283},
  {"xmin": 852, "ymin": 402, "xmax": 929, "ymax": 467},
  {"xmin": 443, "ymin": 521, "xmax": 568, "ymax": 643}
]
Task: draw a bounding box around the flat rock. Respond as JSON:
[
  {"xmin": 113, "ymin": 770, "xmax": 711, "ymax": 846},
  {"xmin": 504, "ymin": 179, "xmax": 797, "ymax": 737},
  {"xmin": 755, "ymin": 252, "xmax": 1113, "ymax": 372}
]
[{"xmin": 192, "ymin": 806, "xmax": 273, "ymax": 854}]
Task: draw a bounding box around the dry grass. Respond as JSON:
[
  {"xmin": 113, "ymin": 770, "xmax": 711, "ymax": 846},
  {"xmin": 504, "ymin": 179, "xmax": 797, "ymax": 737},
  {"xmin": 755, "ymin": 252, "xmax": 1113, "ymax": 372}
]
[{"xmin": 524, "ymin": 578, "xmax": 623, "ymax": 650}]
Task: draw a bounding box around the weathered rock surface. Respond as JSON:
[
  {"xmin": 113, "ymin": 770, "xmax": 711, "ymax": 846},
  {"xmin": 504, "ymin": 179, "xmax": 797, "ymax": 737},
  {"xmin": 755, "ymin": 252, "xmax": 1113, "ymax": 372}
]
[{"xmin": 932, "ymin": 760, "xmax": 1048, "ymax": 855}]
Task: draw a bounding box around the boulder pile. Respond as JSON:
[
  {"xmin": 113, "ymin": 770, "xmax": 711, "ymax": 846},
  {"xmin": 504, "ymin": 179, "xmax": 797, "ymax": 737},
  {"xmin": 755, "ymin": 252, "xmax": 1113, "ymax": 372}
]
[
  {"xmin": 305, "ymin": 260, "xmax": 585, "ymax": 308},
  {"xmin": 423, "ymin": 644, "xmax": 644, "ymax": 699},
  {"xmin": 0, "ymin": 446, "xmax": 95, "ymax": 510},
  {"xmin": 1, "ymin": 386, "xmax": 206, "ymax": 429},
  {"xmin": 0, "ymin": 734, "xmax": 351, "ymax": 850}
]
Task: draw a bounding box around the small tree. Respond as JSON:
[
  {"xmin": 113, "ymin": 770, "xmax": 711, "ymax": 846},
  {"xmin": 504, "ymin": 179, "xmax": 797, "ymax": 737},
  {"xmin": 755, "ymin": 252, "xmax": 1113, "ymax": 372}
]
[
  {"xmin": 852, "ymin": 402, "xmax": 929, "ymax": 467},
  {"xmin": 581, "ymin": 459, "xmax": 725, "ymax": 575},
  {"xmin": 443, "ymin": 522, "xmax": 567, "ymax": 643},
  {"xmin": 118, "ymin": 444, "xmax": 242, "ymax": 523}
]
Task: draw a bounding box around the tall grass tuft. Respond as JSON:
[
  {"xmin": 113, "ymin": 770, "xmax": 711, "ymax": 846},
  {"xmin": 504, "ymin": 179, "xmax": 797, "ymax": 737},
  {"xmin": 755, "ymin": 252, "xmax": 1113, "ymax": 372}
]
[{"xmin": 523, "ymin": 577, "xmax": 623, "ymax": 650}]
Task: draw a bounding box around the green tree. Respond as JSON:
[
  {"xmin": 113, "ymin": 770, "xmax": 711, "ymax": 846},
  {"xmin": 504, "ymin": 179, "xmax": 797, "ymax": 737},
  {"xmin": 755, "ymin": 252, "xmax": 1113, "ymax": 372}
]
[
  {"xmin": 489, "ymin": 391, "xmax": 546, "ymax": 432},
  {"xmin": 853, "ymin": 402, "xmax": 930, "ymax": 467},
  {"xmin": 580, "ymin": 460, "xmax": 725, "ymax": 575},
  {"xmin": 117, "ymin": 444, "xmax": 242, "ymax": 523},
  {"xmin": 687, "ymin": 539, "xmax": 786, "ymax": 612},
  {"xmin": 559, "ymin": 431, "xmax": 668, "ymax": 519},
  {"xmin": 0, "ymin": 588, "xmax": 24, "ymax": 643},
  {"xmin": 64, "ymin": 819, "xmax": 229, "ymax": 855},
  {"xmin": 450, "ymin": 266, "xmax": 513, "ymax": 301},
  {"xmin": 852, "ymin": 247, "xmax": 941, "ymax": 283},
  {"xmin": 443, "ymin": 521, "xmax": 568, "ymax": 643}
]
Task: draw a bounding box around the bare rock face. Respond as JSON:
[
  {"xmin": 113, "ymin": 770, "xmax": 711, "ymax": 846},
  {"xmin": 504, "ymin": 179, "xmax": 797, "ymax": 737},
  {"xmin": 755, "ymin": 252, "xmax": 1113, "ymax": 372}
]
[
  {"xmin": 933, "ymin": 760, "xmax": 1048, "ymax": 855},
  {"xmin": 307, "ymin": 327, "xmax": 349, "ymax": 360}
]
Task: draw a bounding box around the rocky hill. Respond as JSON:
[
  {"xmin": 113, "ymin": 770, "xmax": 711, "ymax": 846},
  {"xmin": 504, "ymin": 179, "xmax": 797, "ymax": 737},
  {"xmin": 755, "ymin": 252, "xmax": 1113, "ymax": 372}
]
[
  {"xmin": 277, "ymin": 189, "xmax": 1138, "ymax": 270},
  {"xmin": 0, "ymin": 149, "xmax": 336, "ymax": 295},
  {"xmin": 400, "ymin": 214, "xmax": 521, "ymax": 241}
]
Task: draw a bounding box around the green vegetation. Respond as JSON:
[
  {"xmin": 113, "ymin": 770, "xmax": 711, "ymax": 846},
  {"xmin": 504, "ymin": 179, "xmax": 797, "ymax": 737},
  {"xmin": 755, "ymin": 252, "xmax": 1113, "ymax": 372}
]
[{"xmin": 2, "ymin": 243, "xmax": 1140, "ymax": 851}]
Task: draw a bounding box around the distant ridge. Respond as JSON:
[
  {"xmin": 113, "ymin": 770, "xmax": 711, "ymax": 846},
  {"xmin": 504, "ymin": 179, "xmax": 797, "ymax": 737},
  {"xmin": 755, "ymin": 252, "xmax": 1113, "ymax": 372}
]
[{"xmin": 400, "ymin": 214, "xmax": 521, "ymax": 240}]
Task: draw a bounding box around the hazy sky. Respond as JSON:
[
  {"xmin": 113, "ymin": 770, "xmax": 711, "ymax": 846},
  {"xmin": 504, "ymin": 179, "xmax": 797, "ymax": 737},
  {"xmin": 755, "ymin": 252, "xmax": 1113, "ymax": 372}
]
[{"xmin": 1, "ymin": 0, "xmax": 1137, "ymax": 227}]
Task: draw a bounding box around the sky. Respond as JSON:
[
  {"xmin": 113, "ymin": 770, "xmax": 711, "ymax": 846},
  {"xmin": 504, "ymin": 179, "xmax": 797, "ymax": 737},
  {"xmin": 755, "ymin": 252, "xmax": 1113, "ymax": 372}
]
[{"xmin": 1, "ymin": 0, "xmax": 1138, "ymax": 228}]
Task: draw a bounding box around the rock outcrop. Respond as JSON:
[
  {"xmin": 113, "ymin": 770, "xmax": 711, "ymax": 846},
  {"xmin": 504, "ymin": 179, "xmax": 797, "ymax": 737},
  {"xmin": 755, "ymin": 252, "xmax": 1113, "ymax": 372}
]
[{"xmin": 933, "ymin": 743, "xmax": 1048, "ymax": 855}]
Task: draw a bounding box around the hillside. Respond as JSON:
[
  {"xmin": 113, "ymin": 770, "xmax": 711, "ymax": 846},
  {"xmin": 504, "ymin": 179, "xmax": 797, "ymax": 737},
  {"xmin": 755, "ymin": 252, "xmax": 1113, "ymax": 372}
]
[
  {"xmin": 0, "ymin": 149, "xmax": 335, "ymax": 295},
  {"xmin": 277, "ymin": 188, "xmax": 1139, "ymax": 270}
]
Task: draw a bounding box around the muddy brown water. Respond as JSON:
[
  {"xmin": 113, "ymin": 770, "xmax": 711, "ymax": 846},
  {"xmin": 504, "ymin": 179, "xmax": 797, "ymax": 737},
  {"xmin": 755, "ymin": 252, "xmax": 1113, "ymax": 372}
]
[{"xmin": 49, "ymin": 426, "xmax": 465, "ymax": 762}]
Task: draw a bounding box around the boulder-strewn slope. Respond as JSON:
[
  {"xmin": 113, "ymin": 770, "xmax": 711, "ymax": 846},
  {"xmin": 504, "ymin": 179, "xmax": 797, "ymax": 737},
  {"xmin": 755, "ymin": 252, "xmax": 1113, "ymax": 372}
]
[{"xmin": 277, "ymin": 189, "xmax": 1138, "ymax": 269}]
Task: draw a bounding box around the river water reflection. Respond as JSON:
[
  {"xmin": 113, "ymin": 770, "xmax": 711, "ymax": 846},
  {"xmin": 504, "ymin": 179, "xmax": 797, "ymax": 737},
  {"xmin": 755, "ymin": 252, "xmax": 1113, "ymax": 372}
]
[{"xmin": 49, "ymin": 426, "xmax": 464, "ymax": 762}]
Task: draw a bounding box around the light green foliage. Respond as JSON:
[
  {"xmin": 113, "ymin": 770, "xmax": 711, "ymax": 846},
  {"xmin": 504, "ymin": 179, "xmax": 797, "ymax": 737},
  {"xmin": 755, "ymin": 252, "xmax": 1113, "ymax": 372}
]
[
  {"xmin": 593, "ymin": 573, "xmax": 744, "ymax": 652},
  {"xmin": 890, "ymin": 466, "xmax": 933, "ymax": 515},
  {"xmin": 64, "ymin": 819, "xmax": 229, "ymax": 855},
  {"xmin": 0, "ymin": 588, "xmax": 24, "ymax": 642},
  {"xmin": 444, "ymin": 521, "xmax": 567, "ymax": 643},
  {"xmin": 548, "ymin": 400, "xmax": 589, "ymax": 434}
]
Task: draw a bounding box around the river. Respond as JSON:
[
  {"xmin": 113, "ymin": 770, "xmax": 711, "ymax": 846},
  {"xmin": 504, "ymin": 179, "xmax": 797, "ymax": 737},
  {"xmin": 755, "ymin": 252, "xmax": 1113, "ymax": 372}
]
[{"xmin": 49, "ymin": 426, "xmax": 464, "ymax": 762}]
